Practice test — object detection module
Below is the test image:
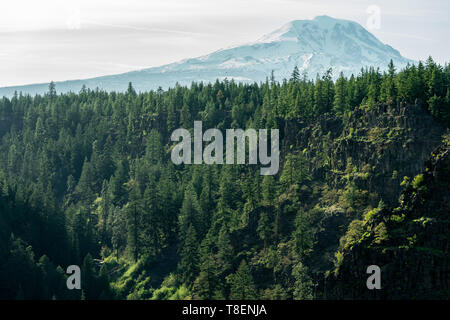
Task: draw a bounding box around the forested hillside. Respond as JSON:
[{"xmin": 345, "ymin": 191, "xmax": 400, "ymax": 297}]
[
  {"xmin": 0, "ymin": 58, "xmax": 449, "ymax": 299},
  {"xmin": 325, "ymin": 139, "xmax": 450, "ymax": 299}
]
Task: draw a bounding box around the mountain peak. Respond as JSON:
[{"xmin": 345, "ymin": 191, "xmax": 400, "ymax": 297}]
[
  {"xmin": 313, "ymin": 15, "xmax": 343, "ymax": 23},
  {"xmin": 0, "ymin": 16, "xmax": 414, "ymax": 97},
  {"xmin": 257, "ymin": 15, "xmax": 359, "ymax": 43}
]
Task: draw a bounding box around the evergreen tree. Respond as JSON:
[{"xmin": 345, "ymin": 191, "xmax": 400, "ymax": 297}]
[
  {"xmin": 292, "ymin": 262, "xmax": 313, "ymax": 300},
  {"xmin": 193, "ymin": 254, "xmax": 220, "ymax": 299},
  {"xmin": 333, "ymin": 73, "xmax": 348, "ymax": 114},
  {"xmin": 291, "ymin": 66, "xmax": 300, "ymax": 82},
  {"xmin": 280, "ymin": 152, "xmax": 310, "ymax": 190},
  {"xmin": 127, "ymin": 183, "xmax": 142, "ymax": 261},
  {"xmin": 178, "ymin": 224, "xmax": 199, "ymax": 286},
  {"xmin": 257, "ymin": 210, "xmax": 272, "ymax": 248},
  {"xmin": 74, "ymin": 158, "xmax": 95, "ymax": 205},
  {"xmin": 228, "ymin": 260, "xmax": 257, "ymax": 300},
  {"xmin": 109, "ymin": 160, "xmax": 129, "ymax": 206},
  {"xmin": 179, "ymin": 184, "xmax": 202, "ymax": 237},
  {"xmin": 262, "ymin": 175, "xmax": 276, "ymax": 204}
]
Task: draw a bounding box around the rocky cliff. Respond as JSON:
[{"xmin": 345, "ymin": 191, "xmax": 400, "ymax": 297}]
[
  {"xmin": 324, "ymin": 139, "xmax": 450, "ymax": 299},
  {"xmin": 283, "ymin": 100, "xmax": 444, "ymax": 205}
]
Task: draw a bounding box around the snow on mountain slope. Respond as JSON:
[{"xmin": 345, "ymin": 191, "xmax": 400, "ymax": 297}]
[{"xmin": 0, "ymin": 15, "xmax": 414, "ymax": 97}]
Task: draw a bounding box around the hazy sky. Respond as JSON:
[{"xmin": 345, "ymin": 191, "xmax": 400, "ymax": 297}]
[{"xmin": 0, "ymin": 0, "xmax": 448, "ymax": 87}]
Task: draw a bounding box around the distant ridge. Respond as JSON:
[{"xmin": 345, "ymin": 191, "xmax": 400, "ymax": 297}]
[{"xmin": 0, "ymin": 15, "xmax": 414, "ymax": 97}]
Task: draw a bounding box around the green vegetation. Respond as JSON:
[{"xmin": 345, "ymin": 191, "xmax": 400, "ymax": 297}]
[
  {"xmin": 0, "ymin": 58, "xmax": 449, "ymax": 299},
  {"xmin": 327, "ymin": 141, "xmax": 450, "ymax": 299}
]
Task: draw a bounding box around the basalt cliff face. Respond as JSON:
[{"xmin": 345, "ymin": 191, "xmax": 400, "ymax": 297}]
[
  {"xmin": 282, "ymin": 100, "xmax": 444, "ymax": 205},
  {"xmin": 230, "ymin": 101, "xmax": 447, "ymax": 298},
  {"xmin": 323, "ymin": 141, "xmax": 450, "ymax": 299}
]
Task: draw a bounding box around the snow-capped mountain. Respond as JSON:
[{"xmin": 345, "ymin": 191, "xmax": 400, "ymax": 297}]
[{"xmin": 0, "ymin": 15, "xmax": 414, "ymax": 97}]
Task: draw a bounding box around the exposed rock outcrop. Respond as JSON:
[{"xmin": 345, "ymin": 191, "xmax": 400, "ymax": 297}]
[
  {"xmin": 282, "ymin": 100, "xmax": 444, "ymax": 204},
  {"xmin": 324, "ymin": 141, "xmax": 450, "ymax": 299}
]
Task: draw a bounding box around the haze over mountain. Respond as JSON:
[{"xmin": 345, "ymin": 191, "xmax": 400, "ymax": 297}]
[{"xmin": 0, "ymin": 15, "xmax": 414, "ymax": 97}]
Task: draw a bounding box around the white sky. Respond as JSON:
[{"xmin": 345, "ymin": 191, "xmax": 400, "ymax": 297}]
[{"xmin": 0, "ymin": 0, "xmax": 448, "ymax": 87}]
